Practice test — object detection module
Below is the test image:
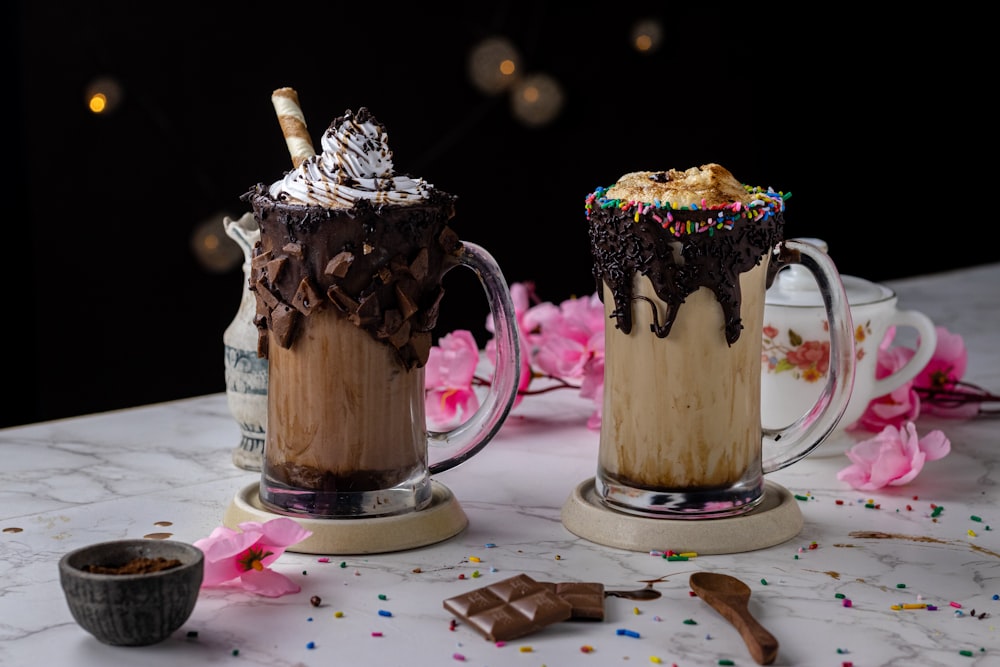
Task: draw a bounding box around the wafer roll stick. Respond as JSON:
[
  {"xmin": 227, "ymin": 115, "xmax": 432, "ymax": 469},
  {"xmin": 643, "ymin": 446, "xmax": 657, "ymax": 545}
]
[{"xmin": 272, "ymin": 87, "xmax": 315, "ymax": 168}]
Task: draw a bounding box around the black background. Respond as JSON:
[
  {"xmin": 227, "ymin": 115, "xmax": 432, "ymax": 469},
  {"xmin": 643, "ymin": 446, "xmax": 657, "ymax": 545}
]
[{"xmin": 7, "ymin": 3, "xmax": 994, "ymax": 428}]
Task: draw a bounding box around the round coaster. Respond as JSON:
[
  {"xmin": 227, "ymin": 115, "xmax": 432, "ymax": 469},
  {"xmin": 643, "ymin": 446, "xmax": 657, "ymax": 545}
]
[
  {"xmin": 561, "ymin": 478, "xmax": 803, "ymax": 554},
  {"xmin": 225, "ymin": 481, "xmax": 468, "ymax": 555}
]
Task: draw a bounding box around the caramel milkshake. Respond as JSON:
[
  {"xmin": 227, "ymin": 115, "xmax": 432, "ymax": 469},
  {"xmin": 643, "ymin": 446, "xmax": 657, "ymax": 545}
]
[{"xmin": 586, "ymin": 165, "xmax": 789, "ymax": 517}]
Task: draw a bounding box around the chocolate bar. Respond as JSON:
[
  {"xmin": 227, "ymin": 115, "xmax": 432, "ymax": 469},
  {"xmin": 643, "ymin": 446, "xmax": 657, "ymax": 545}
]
[{"xmin": 442, "ymin": 574, "xmax": 573, "ymax": 641}]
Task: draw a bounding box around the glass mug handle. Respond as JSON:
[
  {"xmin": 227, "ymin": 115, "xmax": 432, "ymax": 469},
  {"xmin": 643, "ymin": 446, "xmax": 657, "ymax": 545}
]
[
  {"xmin": 427, "ymin": 242, "xmax": 521, "ymax": 474},
  {"xmin": 762, "ymin": 239, "xmax": 856, "ymax": 473}
]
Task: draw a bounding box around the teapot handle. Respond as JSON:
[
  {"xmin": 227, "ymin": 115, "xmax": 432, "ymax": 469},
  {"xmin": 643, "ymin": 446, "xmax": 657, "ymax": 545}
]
[
  {"xmin": 762, "ymin": 239, "xmax": 856, "ymax": 472},
  {"xmin": 223, "ymin": 213, "xmax": 260, "ymax": 261},
  {"xmin": 427, "ymin": 242, "xmax": 521, "ymax": 474}
]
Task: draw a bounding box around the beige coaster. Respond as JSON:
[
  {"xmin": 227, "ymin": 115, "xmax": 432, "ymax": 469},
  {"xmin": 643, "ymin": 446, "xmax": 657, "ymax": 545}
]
[
  {"xmin": 561, "ymin": 478, "xmax": 803, "ymax": 554},
  {"xmin": 225, "ymin": 481, "xmax": 468, "ymax": 555}
]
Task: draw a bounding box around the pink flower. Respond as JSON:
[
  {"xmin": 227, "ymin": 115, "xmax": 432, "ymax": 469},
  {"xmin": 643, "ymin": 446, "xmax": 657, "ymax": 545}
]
[
  {"xmin": 425, "ymin": 330, "xmax": 481, "ymax": 428},
  {"xmin": 485, "ymin": 281, "xmax": 541, "ymax": 407},
  {"xmin": 850, "ymin": 342, "xmax": 921, "ymax": 432},
  {"xmin": 836, "ymin": 422, "xmax": 950, "ymax": 491},
  {"xmin": 193, "ymin": 518, "xmax": 312, "ymax": 597},
  {"xmin": 914, "ymin": 326, "xmax": 978, "ymax": 418}
]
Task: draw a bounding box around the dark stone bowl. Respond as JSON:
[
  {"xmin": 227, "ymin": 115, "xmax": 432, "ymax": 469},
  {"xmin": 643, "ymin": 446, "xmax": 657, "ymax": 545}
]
[{"xmin": 58, "ymin": 539, "xmax": 204, "ymax": 646}]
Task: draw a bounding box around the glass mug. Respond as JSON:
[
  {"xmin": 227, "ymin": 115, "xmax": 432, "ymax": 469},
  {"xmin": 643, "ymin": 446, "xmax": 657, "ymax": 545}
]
[
  {"xmin": 589, "ymin": 199, "xmax": 855, "ymax": 518},
  {"xmin": 762, "ymin": 239, "xmax": 937, "ymax": 457},
  {"xmin": 246, "ymin": 192, "xmax": 520, "ymax": 518}
]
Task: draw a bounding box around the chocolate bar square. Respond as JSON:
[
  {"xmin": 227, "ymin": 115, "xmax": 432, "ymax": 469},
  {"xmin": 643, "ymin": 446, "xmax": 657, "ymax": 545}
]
[
  {"xmin": 443, "ymin": 574, "xmax": 573, "ymax": 642},
  {"xmin": 541, "ymin": 581, "xmax": 606, "ymax": 621}
]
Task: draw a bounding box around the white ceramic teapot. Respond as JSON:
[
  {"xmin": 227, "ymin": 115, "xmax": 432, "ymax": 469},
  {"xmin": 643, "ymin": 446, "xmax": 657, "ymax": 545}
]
[{"xmin": 761, "ymin": 239, "xmax": 937, "ymax": 457}]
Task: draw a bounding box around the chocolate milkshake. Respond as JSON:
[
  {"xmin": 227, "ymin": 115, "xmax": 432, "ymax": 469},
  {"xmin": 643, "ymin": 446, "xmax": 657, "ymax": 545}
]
[
  {"xmin": 585, "ymin": 164, "xmax": 852, "ymax": 517},
  {"xmin": 246, "ymin": 107, "xmax": 467, "ymax": 517}
]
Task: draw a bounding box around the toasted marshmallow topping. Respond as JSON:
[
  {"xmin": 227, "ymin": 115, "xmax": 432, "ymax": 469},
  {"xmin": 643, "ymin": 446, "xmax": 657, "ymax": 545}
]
[
  {"xmin": 269, "ymin": 107, "xmax": 433, "ymax": 208},
  {"xmin": 604, "ymin": 164, "xmax": 751, "ymax": 208}
]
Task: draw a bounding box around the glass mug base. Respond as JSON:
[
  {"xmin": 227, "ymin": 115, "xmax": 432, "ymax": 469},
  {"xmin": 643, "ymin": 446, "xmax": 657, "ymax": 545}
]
[
  {"xmin": 594, "ymin": 471, "xmax": 764, "ymax": 519},
  {"xmin": 259, "ymin": 468, "xmax": 433, "ymax": 519}
]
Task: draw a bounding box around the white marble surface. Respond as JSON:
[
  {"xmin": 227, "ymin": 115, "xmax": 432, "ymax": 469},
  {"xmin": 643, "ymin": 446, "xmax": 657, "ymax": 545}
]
[{"xmin": 2, "ymin": 263, "xmax": 999, "ymax": 667}]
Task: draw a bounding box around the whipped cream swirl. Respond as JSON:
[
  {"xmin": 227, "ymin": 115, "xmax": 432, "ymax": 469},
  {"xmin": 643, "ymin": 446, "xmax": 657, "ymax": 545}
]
[{"xmin": 269, "ymin": 107, "xmax": 433, "ymax": 208}]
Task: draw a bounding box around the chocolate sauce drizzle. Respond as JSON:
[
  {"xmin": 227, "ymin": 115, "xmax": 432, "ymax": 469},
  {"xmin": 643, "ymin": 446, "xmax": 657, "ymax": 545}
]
[{"xmin": 588, "ymin": 206, "xmax": 786, "ymax": 345}]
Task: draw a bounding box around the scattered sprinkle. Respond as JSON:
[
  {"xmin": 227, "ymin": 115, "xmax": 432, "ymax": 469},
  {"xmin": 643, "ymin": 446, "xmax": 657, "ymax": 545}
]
[
  {"xmin": 317, "ymin": 557, "xmax": 330, "ymax": 563},
  {"xmin": 760, "ymin": 578, "xmax": 768, "ymax": 586},
  {"xmin": 339, "ymin": 561, "xmax": 347, "ymax": 568},
  {"xmin": 472, "ymin": 570, "xmax": 481, "ymax": 578},
  {"xmin": 842, "ymin": 599, "xmax": 853, "ymax": 608},
  {"xmin": 836, "ymin": 648, "xmax": 848, "ymax": 654},
  {"xmin": 232, "ymin": 649, "xmax": 239, "ymax": 656},
  {"xmin": 495, "ymin": 641, "xmax": 506, "ymax": 648},
  {"xmin": 896, "ymin": 583, "xmax": 907, "ymax": 589},
  {"xmin": 371, "ymin": 631, "xmax": 383, "ymax": 637},
  {"xmin": 950, "ymin": 601, "xmax": 963, "ymax": 608},
  {"xmin": 452, "ymin": 653, "xmax": 466, "ymax": 661},
  {"xmin": 469, "ymin": 556, "xmax": 481, "ymax": 563},
  {"xmin": 667, "ymin": 555, "xmax": 689, "ymax": 561},
  {"xmin": 519, "ymin": 646, "xmax": 533, "ymax": 653},
  {"xmin": 633, "ymin": 607, "xmax": 641, "ymax": 615},
  {"xmin": 970, "ymin": 515, "xmax": 983, "ymax": 522},
  {"xmin": 580, "ymin": 645, "xmax": 595, "ymax": 653},
  {"xmin": 650, "ymin": 657, "xmax": 662, "ymax": 664},
  {"xmin": 794, "ymin": 494, "xmax": 809, "ymax": 501},
  {"xmin": 683, "ymin": 619, "xmax": 698, "ymax": 625},
  {"xmin": 719, "ymin": 660, "xmax": 736, "ymax": 666},
  {"xmin": 835, "ymin": 593, "xmax": 846, "ymax": 599},
  {"xmin": 310, "ymin": 595, "xmax": 321, "ymax": 607},
  {"xmin": 378, "ymin": 609, "xmax": 392, "ymax": 617},
  {"xmin": 968, "ymin": 529, "xmax": 978, "ymax": 537},
  {"xmin": 555, "ymin": 554, "xmax": 561, "ymax": 560},
  {"xmin": 678, "ymin": 552, "xmax": 698, "ymax": 558},
  {"xmin": 484, "ymin": 543, "xmax": 496, "ymax": 548},
  {"xmin": 306, "ymin": 641, "xmax": 316, "ymax": 649},
  {"xmin": 932, "ymin": 506, "xmax": 944, "ymax": 518},
  {"xmin": 378, "ymin": 594, "xmax": 387, "ymax": 600},
  {"xmin": 616, "ymin": 628, "xmax": 641, "ymax": 638},
  {"xmin": 960, "ymin": 649, "xmax": 974, "ymax": 657},
  {"xmin": 334, "ymin": 611, "xmax": 344, "ymax": 618}
]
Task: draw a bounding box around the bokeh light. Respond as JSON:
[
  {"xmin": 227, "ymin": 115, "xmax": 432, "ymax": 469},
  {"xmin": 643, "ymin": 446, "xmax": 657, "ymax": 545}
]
[
  {"xmin": 467, "ymin": 36, "xmax": 522, "ymax": 95},
  {"xmin": 630, "ymin": 19, "xmax": 662, "ymax": 54},
  {"xmin": 85, "ymin": 76, "xmax": 124, "ymax": 115},
  {"xmin": 191, "ymin": 213, "xmax": 243, "ymax": 273},
  {"xmin": 510, "ymin": 73, "xmax": 564, "ymax": 127}
]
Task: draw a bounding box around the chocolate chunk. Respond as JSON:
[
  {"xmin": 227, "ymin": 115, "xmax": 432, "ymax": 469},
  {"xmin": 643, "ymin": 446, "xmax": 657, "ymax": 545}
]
[
  {"xmin": 325, "ymin": 251, "xmax": 354, "ymax": 278},
  {"xmin": 292, "ymin": 277, "xmax": 323, "ymax": 315},
  {"xmin": 540, "ymin": 582, "xmax": 605, "ymax": 621},
  {"xmin": 282, "ymin": 242, "xmax": 303, "ymax": 258},
  {"xmin": 265, "ymin": 256, "xmax": 287, "ymax": 283},
  {"xmin": 254, "ymin": 280, "xmax": 280, "ymax": 309},
  {"xmin": 443, "ymin": 574, "xmax": 573, "ymax": 642},
  {"xmin": 270, "ymin": 304, "xmax": 300, "ymax": 349}
]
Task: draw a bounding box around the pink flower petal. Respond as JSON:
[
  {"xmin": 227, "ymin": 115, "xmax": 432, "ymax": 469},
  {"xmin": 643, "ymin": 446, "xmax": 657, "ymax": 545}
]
[{"xmin": 240, "ymin": 567, "xmax": 302, "ymax": 597}]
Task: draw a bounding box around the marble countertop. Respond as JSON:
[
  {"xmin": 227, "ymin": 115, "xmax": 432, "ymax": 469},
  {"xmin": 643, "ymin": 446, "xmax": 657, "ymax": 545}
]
[{"xmin": 2, "ymin": 263, "xmax": 999, "ymax": 667}]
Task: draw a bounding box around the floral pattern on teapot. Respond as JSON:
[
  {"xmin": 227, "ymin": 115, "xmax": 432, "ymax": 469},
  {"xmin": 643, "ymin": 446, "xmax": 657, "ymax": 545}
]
[{"xmin": 762, "ymin": 320, "xmax": 872, "ymax": 382}]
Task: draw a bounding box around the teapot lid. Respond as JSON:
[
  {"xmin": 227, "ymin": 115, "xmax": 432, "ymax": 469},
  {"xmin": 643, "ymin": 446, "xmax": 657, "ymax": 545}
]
[{"xmin": 766, "ymin": 238, "xmax": 893, "ymax": 307}]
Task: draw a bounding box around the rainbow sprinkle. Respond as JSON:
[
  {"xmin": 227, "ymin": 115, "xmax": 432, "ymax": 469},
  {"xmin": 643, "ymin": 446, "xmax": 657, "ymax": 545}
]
[{"xmin": 585, "ymin": 183, "xmax": 788, "ymax": 238}]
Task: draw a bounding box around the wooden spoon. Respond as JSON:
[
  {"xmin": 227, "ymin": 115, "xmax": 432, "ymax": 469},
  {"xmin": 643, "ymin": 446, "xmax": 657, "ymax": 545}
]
[{"xmin": 689, "ymin": 572, "xmax": 779, "ymax": 665}]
